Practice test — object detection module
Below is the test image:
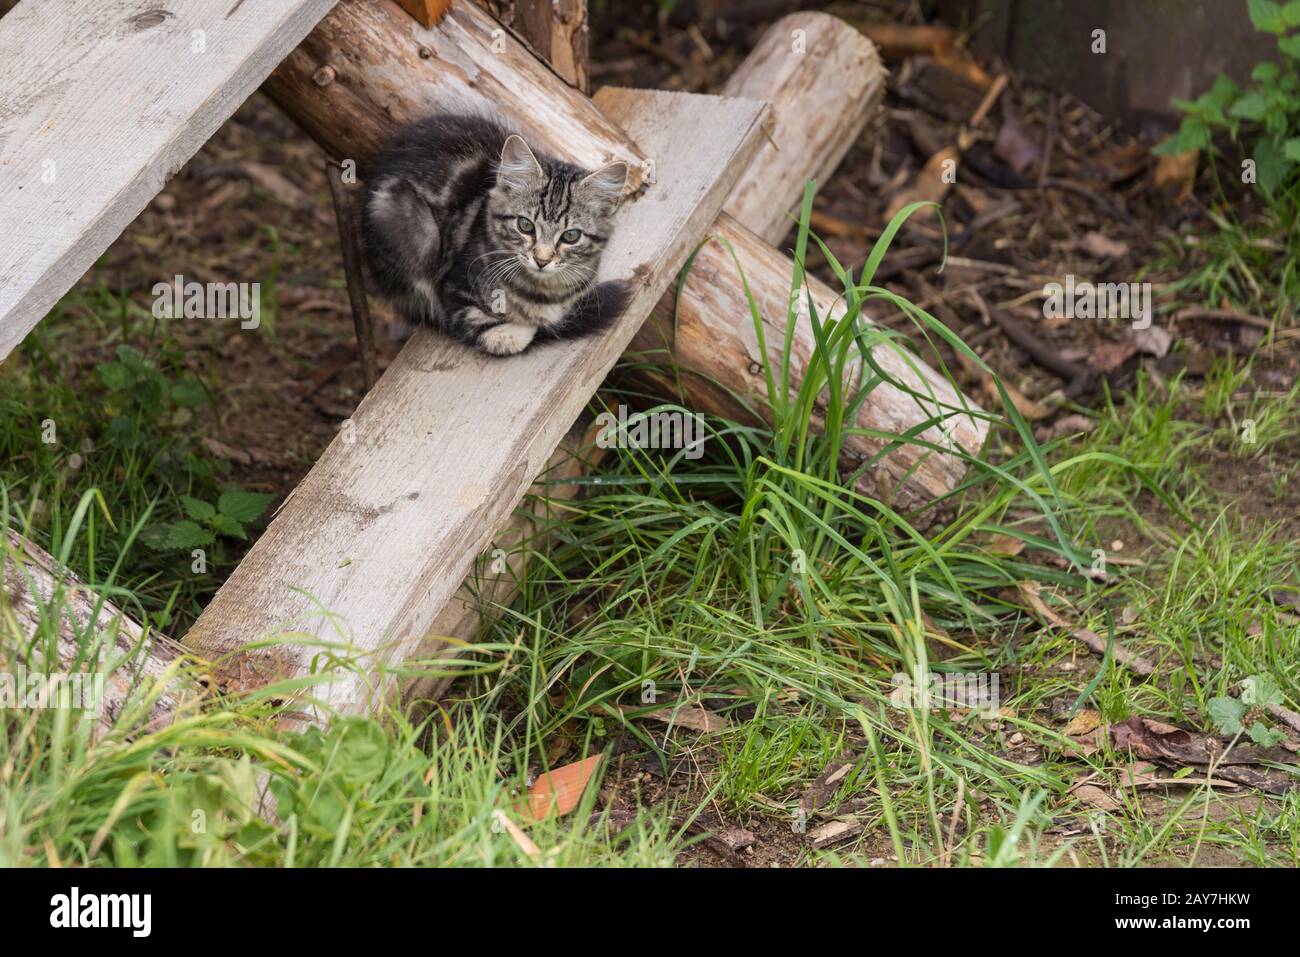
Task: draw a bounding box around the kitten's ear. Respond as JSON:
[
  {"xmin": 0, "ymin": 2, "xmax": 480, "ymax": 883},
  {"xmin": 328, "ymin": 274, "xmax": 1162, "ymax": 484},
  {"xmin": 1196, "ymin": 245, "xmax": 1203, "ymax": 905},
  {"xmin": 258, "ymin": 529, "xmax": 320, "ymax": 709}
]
[
  {"xmin": 577, "ymin": 161, "xmax": 628, "ymax": 210},
  {"xmin": 498, "ymin": 134, "xmax": 543, "ymax": 188}
]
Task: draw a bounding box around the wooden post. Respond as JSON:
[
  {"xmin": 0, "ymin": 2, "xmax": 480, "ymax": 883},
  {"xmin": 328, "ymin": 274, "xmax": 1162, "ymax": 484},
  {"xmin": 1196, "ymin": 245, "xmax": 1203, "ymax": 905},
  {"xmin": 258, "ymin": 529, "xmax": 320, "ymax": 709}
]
[{"xmin": 325, "ymin": 161, "xmax": 378, "ymax": 390}]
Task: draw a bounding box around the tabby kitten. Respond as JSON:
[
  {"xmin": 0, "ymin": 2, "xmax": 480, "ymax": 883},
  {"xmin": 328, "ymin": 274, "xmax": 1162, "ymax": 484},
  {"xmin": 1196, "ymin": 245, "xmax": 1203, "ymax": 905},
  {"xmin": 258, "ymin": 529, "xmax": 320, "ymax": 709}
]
[{"xmin": 360, "ymin": 114, "xmax": 630, "ymax": 356}]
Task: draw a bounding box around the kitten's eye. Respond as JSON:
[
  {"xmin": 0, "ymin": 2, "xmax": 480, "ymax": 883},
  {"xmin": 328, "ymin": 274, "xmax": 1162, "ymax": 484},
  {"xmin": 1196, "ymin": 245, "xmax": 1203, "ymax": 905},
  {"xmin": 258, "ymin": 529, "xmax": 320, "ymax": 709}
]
[
  {"xmin": 516, "ymin": 217, "xmax": 535, "ymax": 234},
  {"xmin": 560, "ymin": 228, "xmax": 582, "ymax": 243}
]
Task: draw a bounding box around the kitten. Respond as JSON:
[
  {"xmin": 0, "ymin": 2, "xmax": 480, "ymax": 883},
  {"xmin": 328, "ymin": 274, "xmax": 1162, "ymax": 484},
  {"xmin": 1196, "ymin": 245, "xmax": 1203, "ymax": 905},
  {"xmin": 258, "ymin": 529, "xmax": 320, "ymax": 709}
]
[{"xmin": 360, "ymin": 114, "xmax": 631, "ymax": 357}]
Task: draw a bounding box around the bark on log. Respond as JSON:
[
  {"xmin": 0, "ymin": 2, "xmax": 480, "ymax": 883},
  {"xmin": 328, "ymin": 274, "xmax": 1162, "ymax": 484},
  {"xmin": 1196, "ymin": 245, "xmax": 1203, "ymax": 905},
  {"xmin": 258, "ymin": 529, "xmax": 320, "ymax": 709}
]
[
  {"xmin": 264, "ymin": 2, "xmax": 980, "ymax": 508},
  {"xmin": 478, "ymin": 0, "xmax": 589, "ymax": 92},
  {"xmin": 1, "ymin": 530, "xmax": 190, "ymax": 737}
]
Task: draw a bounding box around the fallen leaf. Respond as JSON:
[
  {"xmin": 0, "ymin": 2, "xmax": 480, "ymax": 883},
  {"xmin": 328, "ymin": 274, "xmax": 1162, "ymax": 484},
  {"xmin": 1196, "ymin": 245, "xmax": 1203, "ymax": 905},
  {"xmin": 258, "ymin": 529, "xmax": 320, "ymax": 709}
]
[
  {"xmin": 1089, "ymin": 341, "xmax": 1137, "ymax": 372},
  {"xmin": 993, "ymin": 110, "xmax": 1041, "ymax": 175},
  {"xmin": 1065, "ymin": 709, "xmax": 1102, "ymax": 736},
  {"xmin": 1035, "ymin": 413, "xmax": 1096, "ymax": 443},
  {"xmin": 1070, "ymin": 782, "xmax": 1121, "ymax": 811},
  {"xmin": 520, "ymin": 754, "xmax": 602, "ymax": 822},
  {"xmin": 639, "ymin": 704, "xmax": 727, "ymax": 733},
  {"xmin": 1079, "ymin": 231, "xmax": 1129, "ymax": 259},
  {"xmin": 1153, "ymin": 148, "xmax": 1197, "ymax": 202},
  {"xmin": 1132, "ymin": 324, "xmax": 1172, "ymax": 358}
]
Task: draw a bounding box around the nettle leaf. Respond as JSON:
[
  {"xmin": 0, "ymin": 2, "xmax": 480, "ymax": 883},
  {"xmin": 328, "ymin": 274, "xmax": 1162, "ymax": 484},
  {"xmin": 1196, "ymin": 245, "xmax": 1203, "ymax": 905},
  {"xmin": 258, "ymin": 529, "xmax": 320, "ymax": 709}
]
[
  {"xmin": 1280, "ymin": 33, "xmax": 1300, "ymax": 59},
  {"xmin": 1250, "ymin": 0, "xmax": 1289, "ymax": 33},
  {"xmin": 1208, "ymin": 696, "xmax": 1247, "ymax": 735},
  {"xmin": 1254, "ymin": 135, "xmax": 1290, "ymax": 192},
  {"xmin": 211, "ymin": 514, "xmax": 247, "ymax": 540},
  {"xmin": 1284, "ymin": 0, "xmax": 1300, "ymax": 27},
  {"xmin": 1285, "ymin": 137, "xmax": 1300, "ymax": 162},
  {"xmin": 1253, "ymin": 62, "xmax": 1281, "ymax": 83},
  {"xmin": 1230, "ymin": 91, "xmax": 1269, "ymax": 121},
  {"xmin": 151, "ymin": 520, "xmax": 215, "ymax": 551},
  {"xmin": 1248, "ymin": 722, "xmax": 1286, "ymax": 747},
  {"xmin": 1154, "ymin": 117, "xmax": 1210, "ymax": 155},
  {"xmin": 217, "ymin": 488, "xmax": 274, "ymax": 523},
  {"xmin": 180, "ymin": 495, "xmax": 216, "ymax": 521}
]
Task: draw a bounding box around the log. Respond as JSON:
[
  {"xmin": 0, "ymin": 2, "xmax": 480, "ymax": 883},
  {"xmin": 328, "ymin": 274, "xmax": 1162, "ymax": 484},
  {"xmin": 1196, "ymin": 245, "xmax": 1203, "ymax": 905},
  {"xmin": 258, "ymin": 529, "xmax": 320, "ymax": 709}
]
[
  {"xmin": 184, "ymin": 86, "xmax": 769, "ymax": 718},
  {"xmin": 478, "ymin": 0, "xmax": 589, "ymax": 92},
  {"xmin": 629, "ymin": 214, "xmax": 984, "ymax": 508},
  {"xmin": 1, "ymin": 530, "xmax": 190, "ymax": 737},
  {"xmin": 261, "ymin": 0, "xmax": 640, "ymax": 189},
  {"xmin": 719, "ymin": 11, "xmax": 886, "ymax": 245}
]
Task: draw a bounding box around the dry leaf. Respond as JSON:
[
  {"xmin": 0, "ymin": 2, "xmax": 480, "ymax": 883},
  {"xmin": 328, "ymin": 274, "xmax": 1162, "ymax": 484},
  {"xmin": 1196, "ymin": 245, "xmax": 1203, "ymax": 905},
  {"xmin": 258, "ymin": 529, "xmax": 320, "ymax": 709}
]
[
  {"xmin": 1089, "ymin": 341, "xmax": 1137, "ymax": 372},
  {"xmin": 640, "ymin": 704, "xmax": 727, "ymax": 732},
  {"xmin": 1065, "ymin": 709, "xmax": 1102, "ymax": 737},
  {"xmin": 987, "ymin": 533, "xmax": 1026, "ymax": 556},
  {"xmin": 520, "ymin": 754, "xmax": 602, "ymax": 822},
  {"xmin": 1070, "ymin": 782, "xmax": 1121, "ymax": 811},
  {"xmin": 884, "ymin": 146, "xmax": 961, "ymax": 220},
  {"xmin": 1153, "ymin": 148, "xmax": 1197, "ymax": 202},
  {"xmin": 1079, "ymin": 231, "xmax": 1129, "ymax": 259},
  {"xmin": 1132, "ymin": 324, "xmax": 1172, "ymax": 358}
]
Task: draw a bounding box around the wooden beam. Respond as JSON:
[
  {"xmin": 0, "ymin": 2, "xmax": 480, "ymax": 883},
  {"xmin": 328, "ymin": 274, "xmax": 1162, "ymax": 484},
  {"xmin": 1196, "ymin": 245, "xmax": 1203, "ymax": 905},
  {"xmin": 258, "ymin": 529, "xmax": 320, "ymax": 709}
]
[
  {"xmin": 184, "ymin": 88, "xmax": 769, "ymax": 717},
  {"xmin": 2, "ymin": 530, "xmax": 190, "ymax": 737},
  {"xmin": 0, "ymin": 0, "xmax": 339, "ymax": 364}
]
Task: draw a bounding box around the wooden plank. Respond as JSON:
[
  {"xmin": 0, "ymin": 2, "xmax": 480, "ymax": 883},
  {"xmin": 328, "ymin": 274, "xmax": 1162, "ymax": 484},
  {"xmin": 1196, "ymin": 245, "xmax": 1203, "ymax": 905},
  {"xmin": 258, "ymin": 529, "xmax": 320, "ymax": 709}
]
[
  {"xmin": 0, "ymin": 0, "xmax": 338, "ymax": 364},
  {"xmin": 184, "ymin": 88, "xmax": 769, "ymax": 717}
]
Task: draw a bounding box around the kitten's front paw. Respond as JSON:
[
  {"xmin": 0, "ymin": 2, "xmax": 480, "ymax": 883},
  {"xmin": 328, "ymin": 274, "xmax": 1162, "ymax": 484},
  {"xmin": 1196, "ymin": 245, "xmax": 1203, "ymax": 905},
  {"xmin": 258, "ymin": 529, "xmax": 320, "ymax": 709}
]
[{"xmin": 478, "ymin": 322, "xmax": 538, "ymax": 356}]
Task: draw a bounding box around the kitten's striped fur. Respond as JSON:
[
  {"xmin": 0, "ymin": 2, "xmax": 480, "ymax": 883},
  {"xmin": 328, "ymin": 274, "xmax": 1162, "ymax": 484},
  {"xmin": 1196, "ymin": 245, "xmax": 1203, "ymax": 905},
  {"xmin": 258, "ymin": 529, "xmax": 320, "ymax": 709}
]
[{"xmin": 361, "ymin": 115, "xmax": 630, "ymax": 356}]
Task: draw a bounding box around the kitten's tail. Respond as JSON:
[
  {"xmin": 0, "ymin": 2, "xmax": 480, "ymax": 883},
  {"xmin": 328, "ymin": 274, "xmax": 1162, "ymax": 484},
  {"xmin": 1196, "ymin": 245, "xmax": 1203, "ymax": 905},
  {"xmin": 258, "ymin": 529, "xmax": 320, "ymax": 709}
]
[{"xmin": 537, "ymin": 279, "xmax": 632, "ymax": 344}]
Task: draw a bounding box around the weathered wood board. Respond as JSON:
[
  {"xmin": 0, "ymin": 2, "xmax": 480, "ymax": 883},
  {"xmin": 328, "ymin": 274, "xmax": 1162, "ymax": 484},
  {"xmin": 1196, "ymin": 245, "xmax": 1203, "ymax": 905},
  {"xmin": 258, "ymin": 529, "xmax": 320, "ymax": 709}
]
[
  {"xmin": 0, "ymin": 0, "xmax": 339, "ymax": 365},
  {"xmin": 184, "ymin": 88, "xmax": 769, "ymax": 717}
]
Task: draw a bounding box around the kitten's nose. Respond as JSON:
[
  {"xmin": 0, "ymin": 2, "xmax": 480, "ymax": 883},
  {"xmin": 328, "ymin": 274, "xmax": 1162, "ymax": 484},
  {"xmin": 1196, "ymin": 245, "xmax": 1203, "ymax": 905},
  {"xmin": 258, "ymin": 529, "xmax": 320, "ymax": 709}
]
[{"xmin": 533, "ymin": 244, "xmax": 555, "ymax": 267}]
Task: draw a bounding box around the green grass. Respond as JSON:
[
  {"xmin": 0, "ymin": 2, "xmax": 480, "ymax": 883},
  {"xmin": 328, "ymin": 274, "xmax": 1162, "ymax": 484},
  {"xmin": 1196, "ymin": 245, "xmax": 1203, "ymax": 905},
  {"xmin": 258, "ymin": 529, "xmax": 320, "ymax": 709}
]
[{"xmin": 4, "ymin": 196, "xmax": 1299, "ymax": 867}]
